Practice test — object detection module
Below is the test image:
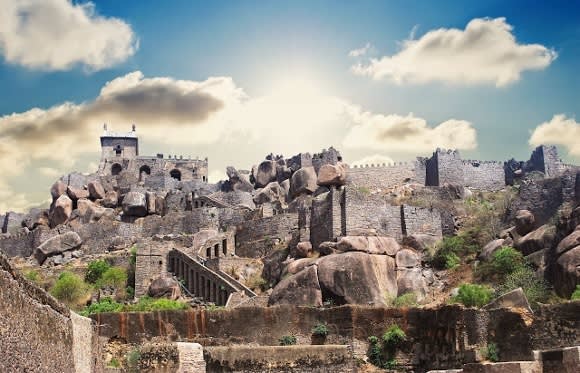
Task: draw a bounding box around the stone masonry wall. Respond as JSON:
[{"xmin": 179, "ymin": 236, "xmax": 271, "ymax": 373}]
[
  {"xmin": 462, "ymin": 161, "xmax": 506, "ymax": 191},
  {"xmin": 204, "ymin": 345, "xmax": 354, "ymax": 373},
  {"xmin": 402, "ymin": 205, "xmax": 443, "ymax": 238},
  {"xmin": 235, "ymin": 213, "xmax": 299, "ymax": 258},
  {"xmin": 91, "ymin": 303, "xmax": 580, "ymax": 372},
  {"xmin": 344, "ymin": 188, "xmax": 403, "ymax": 240},
  {"xmin": 0, "ymin": 254, "xmax": 101, "ymax": 372},
  {"xmin": 347, "ymin": 163, "xmax": 417, "ymax": 191}
]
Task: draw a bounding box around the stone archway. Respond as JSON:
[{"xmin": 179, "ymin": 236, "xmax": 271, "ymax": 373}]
[
  {"xmin": 111, "ymin": 163, "xmax": 122, "ymax": 176},
  {"xmin": 139, "ymin": 165, "xmax": 151, "ymax": 181},
  {"xmin": 170, "ymin": 169, "xmax": 181, "ymax": 181}
]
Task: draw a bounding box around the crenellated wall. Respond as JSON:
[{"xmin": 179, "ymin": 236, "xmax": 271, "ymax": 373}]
[{"xmin": 347, "ymin": 162, "xmax": 417, "ymax": 191}]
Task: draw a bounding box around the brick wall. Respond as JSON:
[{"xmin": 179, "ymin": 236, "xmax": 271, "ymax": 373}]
[{"xmin": 235, "ymin": 214, "xmax": 299, "ymax": 258}]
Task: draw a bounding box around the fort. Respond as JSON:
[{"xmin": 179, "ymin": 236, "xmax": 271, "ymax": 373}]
[{"xmin": 0, "ymin": 128, "xmax": 579, "ymax": 372}]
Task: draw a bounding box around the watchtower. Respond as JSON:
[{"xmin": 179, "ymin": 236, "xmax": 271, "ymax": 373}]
[{"xmin": 100, "ymin": 124, "xmax": 139, "ymax": 160}]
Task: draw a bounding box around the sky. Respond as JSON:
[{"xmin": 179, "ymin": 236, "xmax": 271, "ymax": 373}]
[{"xmin": 1, "ymin": 0, "xmax": 579, "ymax": 212}]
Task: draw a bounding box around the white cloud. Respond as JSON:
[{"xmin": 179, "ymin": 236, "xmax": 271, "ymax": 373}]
[
  {"xmin": 342, "ymin": 110, "xmax": 477, "ymax": 152},
  {"xmin": 529, "ymin": 114, "xmax": 580, "ymax": 156},
  {"xmin": 0, "ymin": 0, "xmax": 137, "ymax": 71},
  {"xmin": 351, "ymin": 154, "xmax": 395, "ymax": 167},
  {"xmin": 348, "ymin": 42, "xmax": 373, "ymax": 57},
  {"xmin": 352, "ymin": 17, "xmax": 557, "ymax": 86}
]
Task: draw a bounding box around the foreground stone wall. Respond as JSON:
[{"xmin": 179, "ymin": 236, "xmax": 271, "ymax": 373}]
[
  {"xmin": 0, "ymin": 254, "xmax": 101, "ymax": 372},
  {"xmin": 204, "ymin": 345, "xmax": 354, "ymax": 372},
  {"xmin": 92, "ymin": 303, "xmax": 580, "ymax": 372}
]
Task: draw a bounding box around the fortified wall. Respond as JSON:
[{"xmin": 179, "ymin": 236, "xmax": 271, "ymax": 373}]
[
  {"xmin": 348, "ymin": 145, "xmax": 576, "ymax": 193},
  {"xmin": 305, "ymin": 187, "xmax": 443, "ymax": 248},
  {"xmin": 0, "ymin": 254, "xmax": 101, "ymax": 372},
  {"xmin": 91, "ymin": 302, "xmax": 580, "ymax": 372}
]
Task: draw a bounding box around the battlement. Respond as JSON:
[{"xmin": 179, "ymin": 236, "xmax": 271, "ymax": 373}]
[
  {"xmin": 462, "ymin": 159, "xmax": 504, "ymax": 166},
  {"xmin": 349, "ymin": 161, "xmax": 414, "ymax": 169}
]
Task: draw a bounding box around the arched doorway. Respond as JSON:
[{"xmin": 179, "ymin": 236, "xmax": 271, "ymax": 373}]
[
  {"xmin": 139, "ymin": 165, "xmax": 151, "ymax": 181},
  {"xmin": 111, "ymin": 163, "xmax": 122, "ymax": 176},
  {"xmin": 170, "ymin": 169, "xmax": 181, "ymax": 181}
]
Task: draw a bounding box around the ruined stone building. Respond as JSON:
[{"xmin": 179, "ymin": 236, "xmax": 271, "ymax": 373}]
[{"xmin": 98, "ymin": 124, "xmax": 208, "ymax": 183}]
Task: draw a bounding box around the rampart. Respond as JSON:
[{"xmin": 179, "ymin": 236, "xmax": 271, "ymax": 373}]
[
  {"xmin": 235, "ymin": 213, "xmax": 300, "ymax": 258},
  {"xmin": 91, "ymin": 302, "xmax": 580, "ymax": 372},
  {"xmin": 347, "ymin": 162, "xmax": 417, "ymax": 191},
  {"xmin": 0, "ymin": 254, "xmax": 101, "ymax": 372}
]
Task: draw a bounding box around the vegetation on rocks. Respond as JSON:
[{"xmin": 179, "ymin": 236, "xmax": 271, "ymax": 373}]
[
  {"xmin": 571, "ymin": 286, "xmax": 580, "ymax": 300},
  {"xmin": 80, "ymin": 296, "xmax": 189, "ymax": 316},
  {"xmin": 50, "ymin": 271, "xmax": 91, "ymax": 307},
  {"xmin": 279, "ymin": 335, "xmax": 297, "ymax": 346},
  {"xmin": 451, "ymin": 283, "xmax": 494, "ymax": 308}
]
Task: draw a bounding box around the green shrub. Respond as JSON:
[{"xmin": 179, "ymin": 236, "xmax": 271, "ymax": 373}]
[
  {"xmin": 572, "ymin": 285, "xmax": 580, "ymax": 300},
  {"xmin": 80, "ymin": 297, "xmax": 123, "ymax": 316},
  {"xmin": 312, "ymin": 323, "xmax": 329, "ymax": 337},
  {"xmin": 279, "ymin": 335, "xmax": 297, "ymax": 346},
  {"xmin": 444, "ymin": 252, "xmax": 461, "ymax": 269},
  {"xmin": 108, "ymin": 358, "xmax": 120, "ymax": 368},
  {"xmin": 85, "ymin": 260, "xmax": 111, "ymax": 284},
  {"xmin": 367, "ymin": 335, "xmax": 382, "ymax": 367},
  {"xmin": 382, "ymin": 325, "xmax": 406, "ymax": 347},
  {"xmin": 432, "ymin": 235, "xmax": 477, "ymax": 269},
  {"xmin": 481, "ymin": 342, "xmax": 499, "ymax": 362},
  {"xmin": 452, "ymin": 283, "xmax": 494, "ymax": 308},
  {"xmin": 384, "ymin": 358, "xmax": 398, "ymax": 370},
  {"xmin": 126, "ymin": 296, "xmax": 189, "ymax": 312},
  {"xmin": 50, "ymin": 271, "xmax": 90, "ymax": 306},
  {"xmin": 126, "ymin": 348, "xmax": 141, "ymax": 369},
  {"xmin": 492, "ymin": 247, "xmax": 524, "ymax": 276},
  {"xmin": 496, "ymin": 266, "xmax": 549, "ymax": 305},
  {"xmin": 392, "ymin": 292, "xmax": 418, "ymax": 307},
  {"xmin": 97, "ymin": 267, "xmax": 127, "ymax": 289}
]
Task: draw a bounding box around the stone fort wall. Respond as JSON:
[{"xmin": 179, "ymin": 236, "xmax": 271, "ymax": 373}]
[
  {"xmin": 91, "ymin": 303, "xmax": 580, "ymax": 372},
  {"xmin": 0, "ymin": 254, "xmax": 101, "ymax": 372},
  {"xmin": 347, "ymin": 162, "xmax": 417, "ymax": 191}
]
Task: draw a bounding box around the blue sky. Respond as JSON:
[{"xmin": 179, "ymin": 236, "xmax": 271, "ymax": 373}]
[{"xmin": 0, "ymin": 0, "xmax": 579, "ymax": 211}]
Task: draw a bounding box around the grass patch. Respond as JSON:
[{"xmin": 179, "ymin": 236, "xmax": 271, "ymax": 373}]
[
  {"xmin": 572, "ymin": 285, "xmax": 580, "ymax": 301},
  {"xmin": 50, "ymin": 271, "xmax": 91, "ymax": 307},
  {"xmin": 279, "ymin": 335, "xmax": 297, "ymax": 346},
  {"xmin": 392, "ymin": 293, "xmax": 418, "ymax": 307}
]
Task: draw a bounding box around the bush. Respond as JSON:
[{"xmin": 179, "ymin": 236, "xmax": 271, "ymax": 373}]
[
  {"xmin": 384, "ymin": 358, "xmax": 398, "ymax": 370},
  {"xmin": 492, "ymin": 247, "xmax": 524, "ymax": 276},
  {"xmin": 481, "ymin": 342, "xmax": 499, "ymax": 362},
  {"xmin": 50, "ymin": 271, "xmax": 90, "ymax": 306},
  {"xmin": 85, "ymin": 260, "xmax": 111, "ymax": 284},
  {"xmin": 382, "ymin": 325, "xmax": 406, "ymax": 347},
  {"xmin": 312, "ymin": 323, "xmax": 328, "ymax": 337},
  {"xmin": 97, "ymin": 267, "xmax": 127, "ymax": 289},
  {"xmin": 125, "ymin": 296, "xmax": 189, "ymax": 312},
  {"xmin": 279, "ymin": 335, "xmax": 297, "ymax": 346},
  {"xmin": 80, "ymin": 297, "xmax": 123, "ymax": 316},
  {"xmin": 432, "ymin": 235, "xmax": 477, "ymax": 269},
  {"xmin": 392, "ymin": 292, "xmax": 418, "ymax": 307},
  {"xmin": 496, "ymin": 266, "xmax": 549, "ymax": 306},
  {"xmin": 572, "ymin": 285, "xmax": 580, "ymax": 300},
  {"xmin": 452, "ymin": 283, "xmax": 493, "ymax": 308},
  {"xmin": 126, "ymin": 348, "xmax": 141, "ymax": 369},
  {"xmin": 367, "ymin": 335, "xmax": 382, "ymax": 367}
]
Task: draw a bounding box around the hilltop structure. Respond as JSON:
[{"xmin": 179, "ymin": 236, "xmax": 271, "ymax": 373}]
[
  {"xmin": 98, "ymin": 124, "xmax": 208, "ymax": 183},
  {"xmin": 0, "ymin": 127, "xmax": 579, "ymax": 372}
]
